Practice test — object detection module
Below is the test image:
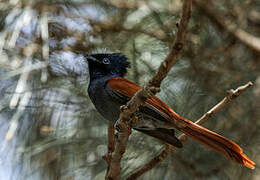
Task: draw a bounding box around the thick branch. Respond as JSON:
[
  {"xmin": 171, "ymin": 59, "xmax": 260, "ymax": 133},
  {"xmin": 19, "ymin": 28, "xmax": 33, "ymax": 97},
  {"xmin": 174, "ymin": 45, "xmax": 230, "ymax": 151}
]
[
  {"xmin": 149, "ymin": 0, "xmax": 192, "ymax": 87},
  {"xmin": 127, "ymin": 81, "xmax": 253, "ymax": 180},
  {"xmin": 194, "ymin": 0, "xmax": 260, "ymax": 52},
  {"xmin": 106, "ymin": 0, "xmax": 193, "ymax": 179}
]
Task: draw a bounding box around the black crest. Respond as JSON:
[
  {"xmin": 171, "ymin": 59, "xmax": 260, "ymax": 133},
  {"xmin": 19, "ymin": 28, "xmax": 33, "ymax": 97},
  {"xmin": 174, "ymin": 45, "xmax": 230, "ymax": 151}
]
[{"xmin": 87, "ymin": 53, "xmax": 130, "ymax": 78}]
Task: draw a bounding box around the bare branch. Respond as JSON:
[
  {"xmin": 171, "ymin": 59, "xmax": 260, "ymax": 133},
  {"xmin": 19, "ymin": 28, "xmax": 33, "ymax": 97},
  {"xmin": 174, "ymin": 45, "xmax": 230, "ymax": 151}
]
[
  {"xmin": 104, "ymin": 122, "xmax": 116, "ymax": 179},
  {"xmin": 126, "ymin": 144, "xmax": 173, "ymax": 180},
  {"xmin": 194, "ymin": 0, "xmax": 260, "ymax": 52},
  {"xmin": 149, "ymin": 0, "xmax": 192, "ymax": 87},
  {"xmin": 127, "ymin": 81, "xmax": 253, "ymax": 179},
  {"xmin": 106, "ymin": 0, "xmax": 193, "ymax": 179},
  {"xmin": 179, "ymin": 81, "xmax": 253, "ymax": 141}
]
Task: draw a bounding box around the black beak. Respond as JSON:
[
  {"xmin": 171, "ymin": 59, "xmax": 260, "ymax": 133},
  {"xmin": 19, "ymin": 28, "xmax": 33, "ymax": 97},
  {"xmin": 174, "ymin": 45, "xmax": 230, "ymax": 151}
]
[{"xmin": 87, "ymin": 56, "xmax": 100, "ymax": 63}]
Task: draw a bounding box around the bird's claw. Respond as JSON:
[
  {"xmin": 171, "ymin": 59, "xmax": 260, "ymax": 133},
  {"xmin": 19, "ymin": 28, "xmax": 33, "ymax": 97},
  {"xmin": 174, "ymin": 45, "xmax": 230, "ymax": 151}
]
[{"xmin": 114, "ymin": 120, "xmax": 132, "ymax": 139}]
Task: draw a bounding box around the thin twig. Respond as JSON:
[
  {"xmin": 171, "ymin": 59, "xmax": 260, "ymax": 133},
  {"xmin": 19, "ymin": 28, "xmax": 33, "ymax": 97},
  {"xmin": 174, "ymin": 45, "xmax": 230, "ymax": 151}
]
[
  {"xmin": 127, "ymin": 81, "xmax": 253, "ymax": 180},
  {"xmin": 189, "ymin": 81, "xmax": 253, "ymax": 126},
  {"xmin": 126, "ymin": 144, "xmax": 173, "ymax": 180},
  {"xmin": 104, "ymin": 122, "xmax": 115, "ymax": 179},
  {"xmin": 106, "ymin": 0, "xmax": 193, "ymax": 179}
]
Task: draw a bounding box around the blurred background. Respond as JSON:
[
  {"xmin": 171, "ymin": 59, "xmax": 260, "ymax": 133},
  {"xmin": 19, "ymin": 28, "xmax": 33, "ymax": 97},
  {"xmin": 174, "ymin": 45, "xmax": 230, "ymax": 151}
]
[{"xmin": 0, "ymin": 0, "xmax": 259, "ymax": 179}]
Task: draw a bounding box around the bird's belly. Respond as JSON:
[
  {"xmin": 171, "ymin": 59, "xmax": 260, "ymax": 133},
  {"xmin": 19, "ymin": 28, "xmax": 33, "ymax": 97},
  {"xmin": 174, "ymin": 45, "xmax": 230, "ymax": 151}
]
[
  {"xmin": 91, "ymin": 92, "xmax": 122, "ymax": 123},
  {"xmin": 97, "ymin": 101, "xmax": 121, "ymax": 123},
  {"xmin": 89, "ymin": 85, "xmax": 173, "ymax": 129},
  {"xmin": 93, "ymin": 98, "xmax": 172, "ymax": 130}
]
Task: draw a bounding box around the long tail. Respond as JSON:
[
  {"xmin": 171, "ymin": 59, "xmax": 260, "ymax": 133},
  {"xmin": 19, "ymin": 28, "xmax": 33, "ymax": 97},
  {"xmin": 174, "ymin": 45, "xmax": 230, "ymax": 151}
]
[{"xmin": 179, "ymin": 119, "xmax": 255, "ymax": 169}]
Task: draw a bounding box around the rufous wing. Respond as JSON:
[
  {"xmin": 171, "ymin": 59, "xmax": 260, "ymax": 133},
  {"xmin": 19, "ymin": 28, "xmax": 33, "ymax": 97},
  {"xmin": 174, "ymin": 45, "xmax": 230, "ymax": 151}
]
[{"xmin": 107, "ymin": 77, "xmax": 255, "ymax": 169}]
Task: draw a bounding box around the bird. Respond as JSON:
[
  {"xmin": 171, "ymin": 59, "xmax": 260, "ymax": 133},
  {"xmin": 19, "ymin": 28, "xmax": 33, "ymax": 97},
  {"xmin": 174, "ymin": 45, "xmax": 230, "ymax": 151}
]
[{"xmin": 86, "ymin": 53, "xmax": 255, "ymax": 169}]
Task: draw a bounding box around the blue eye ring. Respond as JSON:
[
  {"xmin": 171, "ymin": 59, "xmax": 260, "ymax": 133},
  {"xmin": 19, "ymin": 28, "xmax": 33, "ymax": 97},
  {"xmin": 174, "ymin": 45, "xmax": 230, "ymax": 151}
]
[{"xmin": 102, "ymin": 58, "xmax": 110, "ymax": 64}]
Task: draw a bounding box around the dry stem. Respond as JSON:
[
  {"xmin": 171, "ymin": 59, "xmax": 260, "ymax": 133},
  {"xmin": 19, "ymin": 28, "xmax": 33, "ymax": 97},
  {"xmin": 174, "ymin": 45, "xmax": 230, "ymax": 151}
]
[
  {"xmin": 105, "ymin": 0, "xmax": 193, "ymax": 179},
  {"xmin": 194, "ymin": 0, "xmax": 260, "ymax": 52},
  {"xmin": 127, "ymin": 81, "xmax": 253, "ymax": 179}
]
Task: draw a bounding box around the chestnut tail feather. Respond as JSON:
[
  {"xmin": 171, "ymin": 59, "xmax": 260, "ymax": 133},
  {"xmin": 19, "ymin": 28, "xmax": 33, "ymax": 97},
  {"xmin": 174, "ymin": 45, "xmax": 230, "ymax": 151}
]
[{"xmin": 180, "ymin": 120, "xmax": 255, "ymax": 169}]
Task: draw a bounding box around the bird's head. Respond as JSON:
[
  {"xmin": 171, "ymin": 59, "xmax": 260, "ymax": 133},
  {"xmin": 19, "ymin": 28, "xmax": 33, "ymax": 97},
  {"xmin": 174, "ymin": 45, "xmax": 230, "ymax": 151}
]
[{"xmin": 87, "ymin": 53, "xmax": 130, "ymax": 79}]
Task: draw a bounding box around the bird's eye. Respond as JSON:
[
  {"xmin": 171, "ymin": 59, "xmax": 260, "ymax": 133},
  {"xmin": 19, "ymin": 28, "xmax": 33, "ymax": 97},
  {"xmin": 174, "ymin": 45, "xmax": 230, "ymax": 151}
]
[{"xmin": 102, "ymin": 58, "xmax": 110, "ymax": 64}]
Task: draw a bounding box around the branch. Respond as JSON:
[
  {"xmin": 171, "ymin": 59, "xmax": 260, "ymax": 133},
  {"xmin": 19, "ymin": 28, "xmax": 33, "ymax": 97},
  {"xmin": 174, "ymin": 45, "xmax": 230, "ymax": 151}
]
[
  {"xmin": 127, "ymin": 81, "xmax": 253, "ymax": 179},
  {"xmin": 126, "ymin": 144, "xmax": 173, "ymax": 180},
  {"xmin": 103, "ymin": 122, "xmax": 115, "ymax": 179},
  {"xmin": 179, "ymin": 81, "xmax": 253, "ymax": 141},
  {"xmin": 106, "ymin": 0, "xmax": 193, "ymax": 179},
  {"xmin": 149, "ymin": 0, "xmax": 192, "ymax": 87},
  {"xmin": 194, "ymin": 0, "xmax": 260, "ymax": 52}
]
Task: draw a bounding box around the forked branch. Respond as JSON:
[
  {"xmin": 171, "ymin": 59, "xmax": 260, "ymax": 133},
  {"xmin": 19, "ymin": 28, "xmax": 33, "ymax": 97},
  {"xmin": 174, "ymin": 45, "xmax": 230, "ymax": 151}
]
[
  {"xmin": 105, "ymin": 0, "xmax": 193, "ymax": 179},
  {"xmin": 127, "ymin": 81, "xmax": 253, "ymax": 180}
]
